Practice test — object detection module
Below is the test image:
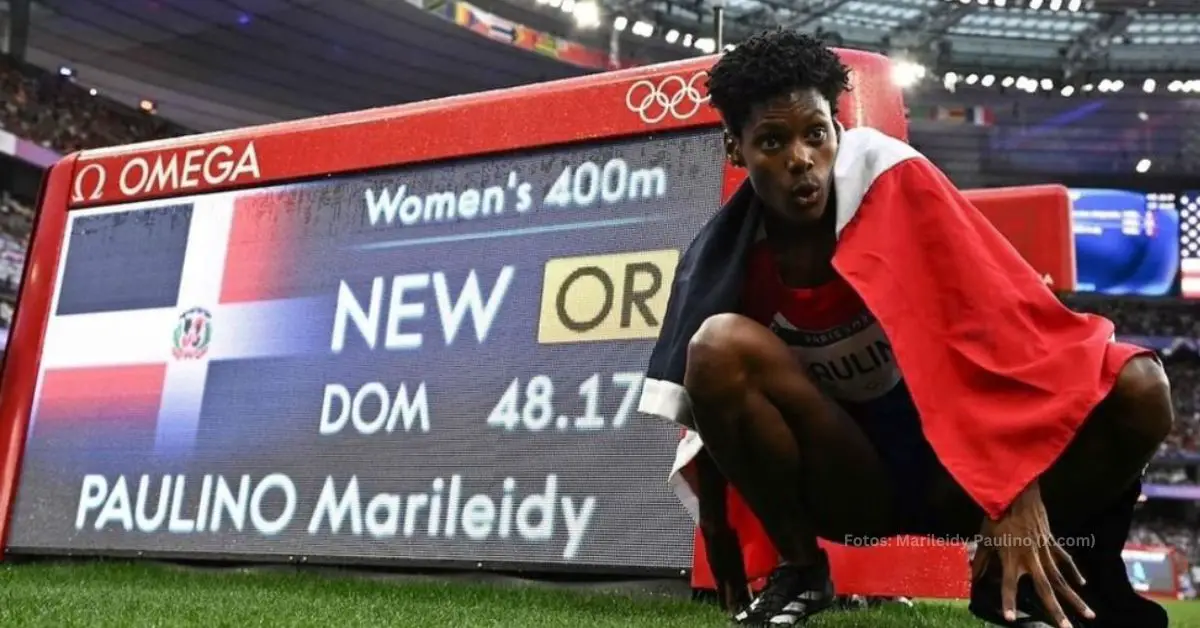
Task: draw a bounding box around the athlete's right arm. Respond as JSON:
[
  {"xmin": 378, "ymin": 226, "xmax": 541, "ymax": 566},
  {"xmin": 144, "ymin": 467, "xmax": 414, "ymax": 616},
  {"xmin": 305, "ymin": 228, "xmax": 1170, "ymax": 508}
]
[{"xmin": 694, "ymin": 448, "xmax": 751, "ymax": 614}]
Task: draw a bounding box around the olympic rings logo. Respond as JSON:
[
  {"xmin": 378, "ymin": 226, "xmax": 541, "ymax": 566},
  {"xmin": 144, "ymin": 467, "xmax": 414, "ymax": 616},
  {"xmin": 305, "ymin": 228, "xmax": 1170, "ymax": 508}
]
[{"xmin": 625, "ymin": 71, "xmax": 710, "ymax": 124}]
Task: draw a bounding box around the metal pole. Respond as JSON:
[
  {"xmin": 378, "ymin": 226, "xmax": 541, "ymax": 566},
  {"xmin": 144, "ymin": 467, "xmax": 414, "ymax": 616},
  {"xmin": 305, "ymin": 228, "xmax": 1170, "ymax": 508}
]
[
  {"xmin": 7, "ymin": 0, "xmax": 31, "ymax": 61},
  {"xmin": 713, "ymin": 0, "xmax": 726, "ymax": 50},
  {"xmin": 608, "ymin": 21, "xmax": 620, "ymax": 69}
]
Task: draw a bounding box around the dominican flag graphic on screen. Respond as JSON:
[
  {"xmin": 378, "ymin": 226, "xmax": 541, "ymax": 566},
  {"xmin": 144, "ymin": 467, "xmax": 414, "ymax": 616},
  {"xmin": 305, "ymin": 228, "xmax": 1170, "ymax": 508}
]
[{"xmin": 29, "ymin": 190, "xmax": 327, "ymax": 459}]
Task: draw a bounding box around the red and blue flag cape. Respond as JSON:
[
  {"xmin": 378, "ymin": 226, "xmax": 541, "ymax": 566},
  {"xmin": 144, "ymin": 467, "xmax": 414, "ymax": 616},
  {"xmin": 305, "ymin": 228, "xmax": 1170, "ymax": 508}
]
[{"xmin": 637, "ymin": 127, "xmax": 1149, "ymax": 583}]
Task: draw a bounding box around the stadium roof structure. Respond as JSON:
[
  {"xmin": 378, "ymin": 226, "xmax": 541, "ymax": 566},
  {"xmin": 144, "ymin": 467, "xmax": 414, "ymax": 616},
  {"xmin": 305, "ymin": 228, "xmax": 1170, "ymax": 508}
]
[
  {"xmin": 614, "ymin": 0, "xmax": 1200, "ymax": 78},
  {"xmin": 5, "ymin": 0, "xmax": 1200, "ymax": 133},
  {"xmin": 12, "ymin": 0, "xmax": 595, "ymax": 132}
]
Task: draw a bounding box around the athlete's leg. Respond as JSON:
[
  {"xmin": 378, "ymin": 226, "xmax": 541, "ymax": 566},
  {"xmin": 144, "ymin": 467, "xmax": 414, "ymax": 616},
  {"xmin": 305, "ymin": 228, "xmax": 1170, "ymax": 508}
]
[
  {"xmin": 962, "ymin": 355, "xmax": 1172, "ymax": 627},
  {"xmin": 1038, "ymin": 354, "xmax": 1171, "ymax": 527},
  {"xmin": 1037, "ymin": 355, "xmax": 1169, "ymax": 627},
  {"xmin": 684, "ymin": 313, "xmax": 925, "ymax": 626},
  {"xmin": 685, "ymin": 313, "xmax": 902, "ymax": 563},
  {"xmin": 912, "ymin": 354, "xmax": 1170, "ymax": 527}
]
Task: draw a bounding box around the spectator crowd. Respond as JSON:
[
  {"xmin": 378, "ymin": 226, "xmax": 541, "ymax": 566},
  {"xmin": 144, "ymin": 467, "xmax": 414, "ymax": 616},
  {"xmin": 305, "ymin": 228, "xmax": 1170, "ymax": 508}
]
[
  {"xmin": 1130, "ymin": 515, "xmax": 1199, "ymax": 570},
  {"xmin": 1062, "ymin": 296, "xmax": 1200, "ymax": 571},
  {"xmin": 1, "ymin": 54, "xmax": 189, "ymax": 154},
  {"xmin": 1063, "ymin": 294, "xmax": 1200, "ymax": 339},
  {"xmin": 1062, "ymin": 295, "xmax": 1200, "ymax": 461},
  {"xmin": 0, "ymin": 53, "xmax": 189, "ymax": 328},
  {"xmin": 0, "ymin": 193, "xmax": 30, "ymax": 329}
]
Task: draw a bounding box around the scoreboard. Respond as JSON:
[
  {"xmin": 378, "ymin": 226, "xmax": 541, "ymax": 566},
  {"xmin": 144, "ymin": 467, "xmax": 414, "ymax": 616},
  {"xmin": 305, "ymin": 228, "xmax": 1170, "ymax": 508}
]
[
  {"xmin": 4, "ymin": 128, "xmax": 725, "ymax": 570},
  {"xmin": 5, "ymin": 52, "xmax": 899, "ymax": 575}
]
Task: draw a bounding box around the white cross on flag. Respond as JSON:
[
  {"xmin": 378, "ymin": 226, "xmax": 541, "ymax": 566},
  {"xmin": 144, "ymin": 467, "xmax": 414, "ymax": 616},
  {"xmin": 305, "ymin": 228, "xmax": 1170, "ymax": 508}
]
[{"xmin": 29, "ymin": 190, "xmax": 323, "ymax": 458}]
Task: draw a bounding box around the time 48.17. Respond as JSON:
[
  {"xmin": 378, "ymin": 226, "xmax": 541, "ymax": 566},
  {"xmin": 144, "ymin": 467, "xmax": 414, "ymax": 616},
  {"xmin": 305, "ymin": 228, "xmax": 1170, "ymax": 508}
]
[{"xmin": 486, "ymin": 372, "xmax": 645, "ymax": 432}]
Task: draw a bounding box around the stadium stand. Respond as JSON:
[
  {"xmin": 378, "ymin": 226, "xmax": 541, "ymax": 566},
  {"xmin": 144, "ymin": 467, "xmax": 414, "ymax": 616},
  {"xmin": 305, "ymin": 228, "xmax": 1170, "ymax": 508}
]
[
  {"xmin": 1063, "ymin": 295, "xmax": 1200, "ymax": 340},
  {"xmin": 1132, "ymin": 516, "xmax": 1199, "ymax": 565},
  {"xmin": 0, "ymin": 53, "xmax": 185, "ymax": 330},
  {"xmin": 0, "ymin": 192, "xmax": 29, "ymax": 331},
  {"xmin": 0, "ymin": 54, "xmax": 189, "ymax": 154}
]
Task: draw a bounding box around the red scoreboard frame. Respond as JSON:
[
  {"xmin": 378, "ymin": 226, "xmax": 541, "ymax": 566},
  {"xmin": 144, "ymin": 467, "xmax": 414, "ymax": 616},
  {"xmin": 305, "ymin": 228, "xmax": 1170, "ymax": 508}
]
[{"xmin": 0, "ymin": 50, "xmax": 1075, "ymax": 597}]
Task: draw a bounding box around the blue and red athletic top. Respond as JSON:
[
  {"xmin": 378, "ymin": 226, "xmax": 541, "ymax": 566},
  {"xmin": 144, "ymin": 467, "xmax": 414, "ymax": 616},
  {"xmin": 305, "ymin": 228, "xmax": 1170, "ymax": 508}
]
[{"xmin": 740, "ymin": 239, "xmax": 904, "ymax": 410}]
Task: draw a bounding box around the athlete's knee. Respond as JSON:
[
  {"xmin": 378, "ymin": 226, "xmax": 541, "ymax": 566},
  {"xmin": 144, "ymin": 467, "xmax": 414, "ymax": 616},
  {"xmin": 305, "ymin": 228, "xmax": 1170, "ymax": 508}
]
[
  {"xmin": 1107, "ymin": 355, "xmax": 1174, "ymax": 448},
  {"xmin": 684, "ymin": 314, "xmax": 759, "ymax": 394}
]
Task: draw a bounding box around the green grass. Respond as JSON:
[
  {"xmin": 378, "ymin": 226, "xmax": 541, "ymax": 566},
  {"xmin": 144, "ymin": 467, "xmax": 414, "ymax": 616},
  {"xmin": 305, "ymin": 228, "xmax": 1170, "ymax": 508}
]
[{"xmin": 0, "ymin": 560, "xmax": 1197, "ymax": 627}]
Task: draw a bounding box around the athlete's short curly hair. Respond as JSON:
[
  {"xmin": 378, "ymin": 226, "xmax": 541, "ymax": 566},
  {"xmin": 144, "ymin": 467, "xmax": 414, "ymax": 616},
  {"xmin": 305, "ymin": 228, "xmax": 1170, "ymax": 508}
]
[{"xmin": 706, "ymin": 28, "xmax": 852, "ymax": 134}]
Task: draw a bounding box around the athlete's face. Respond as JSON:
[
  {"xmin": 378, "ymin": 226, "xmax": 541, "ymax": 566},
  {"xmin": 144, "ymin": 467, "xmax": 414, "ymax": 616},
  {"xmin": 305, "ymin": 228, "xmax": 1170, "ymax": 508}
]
[{"xmin": 726, "ymin": 88, "xmax": 839, "ymax": 227}]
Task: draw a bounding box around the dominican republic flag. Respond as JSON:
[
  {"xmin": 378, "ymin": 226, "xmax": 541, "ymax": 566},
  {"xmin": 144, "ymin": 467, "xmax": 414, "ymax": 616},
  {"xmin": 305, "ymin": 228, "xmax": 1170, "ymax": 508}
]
[
  {"xmin": 29, "ymin": 188, "xmax": 328, "ymax": 459},
  {"xmin": 637, "ymin": 127, "xmax": 1149, "ymax": 582}
]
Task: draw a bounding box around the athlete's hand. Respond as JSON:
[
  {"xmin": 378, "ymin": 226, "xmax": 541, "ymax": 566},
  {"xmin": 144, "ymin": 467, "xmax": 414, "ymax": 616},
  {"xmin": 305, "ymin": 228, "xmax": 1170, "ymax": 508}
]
[
  {"xmin": 694, "ymin": 449, "xmax": 751, "ymax": 613},
  {"xmin": 971, "ymin": 480, "xmax": 1094, "ymax": 628}
]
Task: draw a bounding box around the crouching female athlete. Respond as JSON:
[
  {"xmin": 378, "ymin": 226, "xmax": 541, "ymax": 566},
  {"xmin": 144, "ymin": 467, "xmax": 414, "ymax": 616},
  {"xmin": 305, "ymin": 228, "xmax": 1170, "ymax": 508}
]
[{"xmin": 636, "ymin": 29, "xmax": 1173, "ymax": 628}]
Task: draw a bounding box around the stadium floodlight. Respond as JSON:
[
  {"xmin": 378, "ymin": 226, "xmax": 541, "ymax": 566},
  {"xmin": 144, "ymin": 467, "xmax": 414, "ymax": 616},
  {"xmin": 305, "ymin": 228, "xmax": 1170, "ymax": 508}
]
[
  {"xmin": 631, "ymin": 20, "xmax": 654, "ymax": 37},
  {"xmin": 613, "ymin": 16, "xmax": 628, "ymax": 31},
  {"xmin": 666, "ymin": 29, "xmax": 680, "ymax": 43},
  {"xmin": 890, "ymin": 59, "xmax": 926, "ymax": 88},
  {"xmin": 1143, "ymin": 78, "xmax": 1157, "ymax": 93},
  {"xmin": 981, "ymin": 74, "xmax": 995, "ymax": 87},
  {"xmin": 1060, "ymin": 85, "xmax": 1075, "ymax": 96},
  {"xmin": 1135, "ymin": 158, "xmax": 1152, "ymax": 174},
  {"xmin": 694, "ymin": 37, "xmax": 717, "ymax": 53},
  {"xmin": 572, "ymin": 1, "xmax": 601, "ymax": 29}
]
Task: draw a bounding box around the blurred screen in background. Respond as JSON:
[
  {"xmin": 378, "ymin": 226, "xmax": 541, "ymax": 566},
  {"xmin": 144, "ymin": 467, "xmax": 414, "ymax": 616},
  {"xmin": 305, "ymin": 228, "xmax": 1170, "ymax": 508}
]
[{"xmin": 1070, "ymin": 188, "xmax": 1180, "ymax": 298}]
